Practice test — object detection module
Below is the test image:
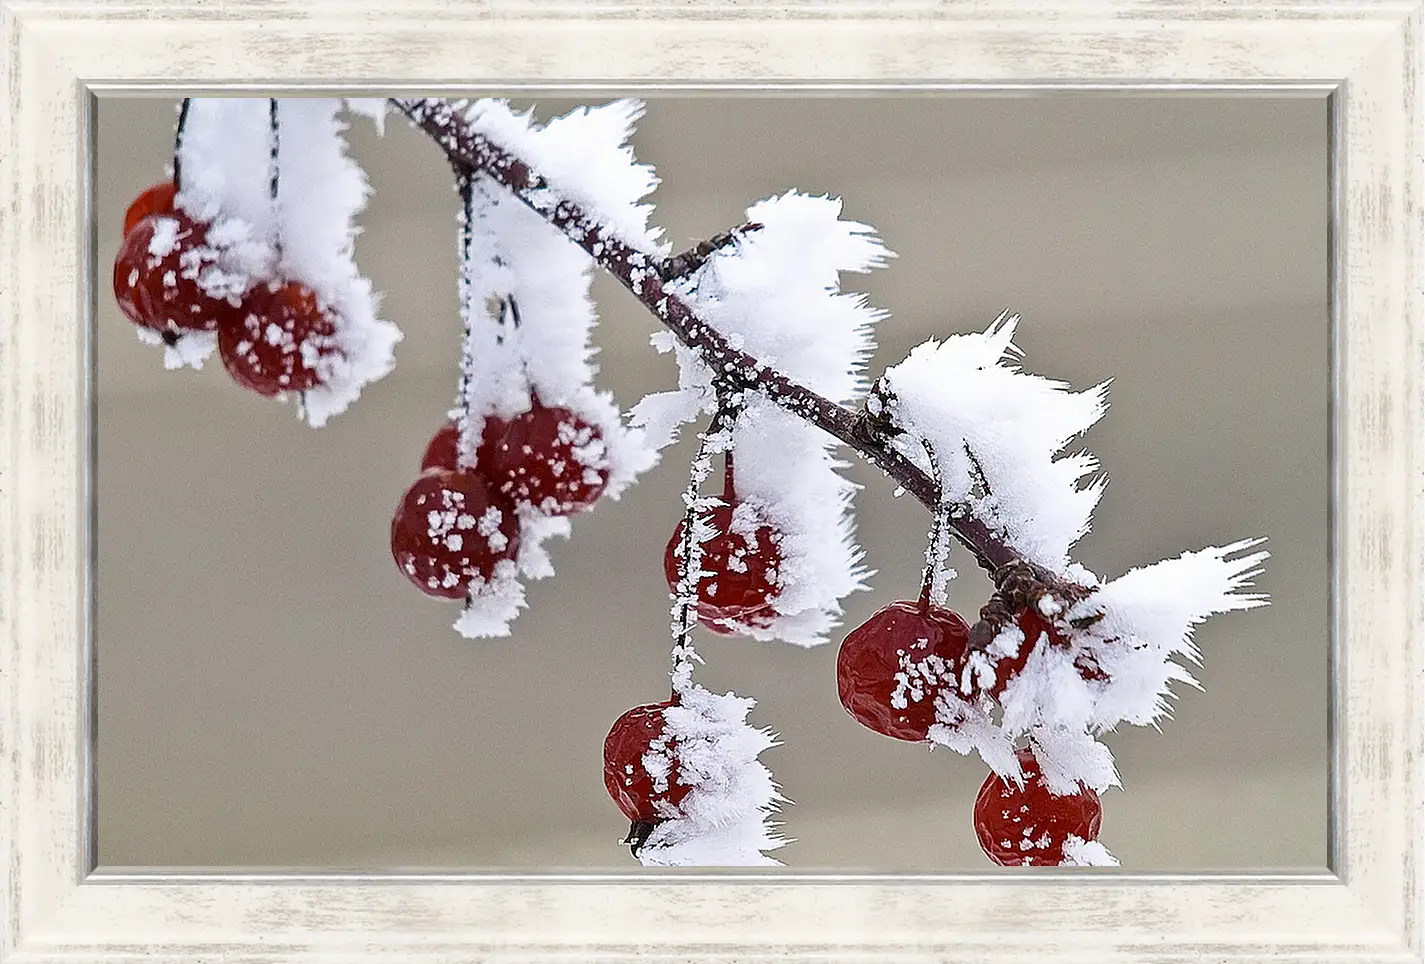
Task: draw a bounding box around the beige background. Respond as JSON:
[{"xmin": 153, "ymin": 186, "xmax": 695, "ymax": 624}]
[{"xmin": 94, "ymin": 94, "xmax": 1329, "ymax": 872}]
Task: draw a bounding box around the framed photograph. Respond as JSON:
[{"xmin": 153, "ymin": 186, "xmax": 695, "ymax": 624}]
[{"xmin": 1, "ymin": 1, "xmax": 1419, "ymax": 961}]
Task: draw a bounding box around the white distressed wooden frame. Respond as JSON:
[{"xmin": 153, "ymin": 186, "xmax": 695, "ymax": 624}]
[{"xmin": 1, "ymin": 0, "xmax": 1420, "ymax": 961}]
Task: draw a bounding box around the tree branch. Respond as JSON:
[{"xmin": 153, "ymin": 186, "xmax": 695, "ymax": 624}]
[
  {"xmin": 390, "ymin": 97, "xmax": 1025, "ymax": 579},
  {"xmin": 660, "ymin": 222, "xmax": 763, "ymax": 282}
]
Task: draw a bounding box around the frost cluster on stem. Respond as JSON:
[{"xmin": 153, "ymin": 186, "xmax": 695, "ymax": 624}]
[{"xmin": 172, "ymin": 98, "xmax": 401, "ymax": 426}]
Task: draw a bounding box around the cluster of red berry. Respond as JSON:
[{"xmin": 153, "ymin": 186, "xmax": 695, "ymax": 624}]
[
  {"xmin": 837, "ymin": 596, "xmax": 1103, "ymax": 864},
  {"xmin": 112, "ymin": 180, "xmax": 339, "ymax": 397},
  {"xmin": 388, "ymin": 404, "xmax": 611, "ymax": 601},
  {"xmin": 606, "ymin": 492, "xmax": 1106, "ymax": 863}
]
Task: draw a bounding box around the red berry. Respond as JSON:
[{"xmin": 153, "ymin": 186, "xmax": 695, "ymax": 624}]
[
  {"xmin": 112, "ymin": 211, "xmax": 232, "ymax": 336},
  {"xmin": 389, "ymin": 468, "xmax": 521, "ymax": 599},
  {"xmin": 122, "ymin": 181, "xmax": 177, "ymax": 236},
  {"xmin": 603, "ymin": 701, "xmax": 692, "ymax": 824},
  {"xmin": 419, "ymin": 417, "xmax": 510, "ymax": 473},
  {"xmin": 112, "ymin": 227, "xmax": 152, "ymax": 329},
  {"xmin": 663, "ymin": 502, "xmax": 782, "ymax": 628},
  {"xmin": 836, "ymin": 599, "xmax": 971, "ymax": 742},
  {"xmin": 218, "ymin": 281, "xmax": 339, "ymax": 397},
  {"xmin": 482, "ymin": 402, "xmax": 611, "ymax": 515},
  {"xmin": 982, "ymin": 609, "xmax": 1101, "ymax": 699},
  {"xmin": 973, "ymin": 747, "xmax": 1102, "ymax": 866}
]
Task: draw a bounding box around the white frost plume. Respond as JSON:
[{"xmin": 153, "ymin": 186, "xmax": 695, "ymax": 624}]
[
  {"xmin": 452, "ymin": 176, "xmax": 529, "ymax": 459},
  {"xmin": 175, "ymin": 99, "xmax": 284, "ymax": 252},
  {"xmin": 677, "ymin": 191, "xmax": 891, "ymax": 402},
  {"xmin": 453, "ymin": 102, "xmax": 658, "ymax": 501},
  {"xmin": 636, "ymin": 685, "xmax": 789, "ymax": 867},
  {"xmin": 1068, "ymin": 538, "xmax": 1270, "ymax": 731},
  {"xmin": 879, "ymin": 312, "xmax": 1109, "ymax": 575},
  {"xmin": 465, "ymin": 97, "xmax": 668, "ymax": 254},
  {"xmin": 635, "ymin": 192, "xmax": 892, "ymax": 645},
  {"xmin": 1026, "ymin": 727, "xmax": 1120, "ymax": 795},
  {"xmin": 174, "ymin": 98, "xmax": 401, "ymax": 426},
  {"xmin": 930, "ymin": 539, "xmax": 1267, "ymax": 792},
  {"xmin": 166, "ymin": 98, "xmax": 278, "ymax": 370}
]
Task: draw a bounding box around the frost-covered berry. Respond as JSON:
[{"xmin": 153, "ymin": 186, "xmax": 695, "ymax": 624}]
[
  {"xmin": 111, "ymin": 210, "xmax": 233, "ymax": 336},
  {"xmin": 389, "ymin": 468, "xmax": 521, "ymax": 600},
  {"xmin": 663, "ymin": 502, "xmax": 783, "ymax": 630},
  {"xmin": 981, "ymin": 610, "xmax": 1044, "ymax": 699},
  {"xmin": 982, "ymin": 609, "xmax": 1105, "ymax": 699},
  {"xmin": 419, "ymin": 416, "xmax": 511, "ymax": 473},
  {"xmin": 973, "ymin": 747, "xmax": 1102, "ymax": 866},
  {"xmin": 482, "ymin": 401, "xmax": 611, "ymax": 516},
  {"xmin": 112, "ymin": 227, "xmax": 152, "ymax": 329},
  {"xmin": 122, "ymin": 181, "xmax": 177, "ymax": 236},
  {"xmin": 217, "ymin": 281, "xmax": 338, "ymax": 397},
  {"xmin": 836, "ymin": 599, "xmax": 971, "ymax": 742},
  {"xmin": 602, "ymin": 700, "xmax": 691, "ymax": 825}
]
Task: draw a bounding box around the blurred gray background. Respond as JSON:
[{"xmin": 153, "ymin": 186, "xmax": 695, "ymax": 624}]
[{"xmin": 94, "ymin": 94, "xmax": 1329, "ymax": 872}]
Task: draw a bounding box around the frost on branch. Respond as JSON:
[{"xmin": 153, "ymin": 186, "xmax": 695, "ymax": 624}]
[
  {"xmin": 878, "ymin": 311, "xmax": 1108, "ymax": 577},
  {"xmin": 1063, "ymin": 539, "xmax": 1271, "ymax": 731},
  {"xmin": 466, "ymin": 97, "xmax": 668, "ymax": 255},
  {"xmin": 877, "ymin": 315, "xmax": 1268, "ymax": 793},
  {"xmin": 634, "ymin": 192, "xmax": 894, "ymax": 646},
  {"xmin": 636, "ymin": 684, "xmax": 788, "ymax": 867},
  {"xmin": 447, "ymin": 99, "xmax": 661, "ymax": 637},
  {"xmin": 175, "ymin": 98, "xmax": 401, "ymax": 425}
]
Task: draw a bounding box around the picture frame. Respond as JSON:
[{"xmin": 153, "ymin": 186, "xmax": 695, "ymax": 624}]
[{"xmin": 1, "ymin": 0, "xmax": 1419, "ymax": 961}]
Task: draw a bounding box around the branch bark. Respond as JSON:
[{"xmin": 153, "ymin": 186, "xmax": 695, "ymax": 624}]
[{"xmin": 390, "ymin": 97, "xmax": 1025, "ymax": 578}]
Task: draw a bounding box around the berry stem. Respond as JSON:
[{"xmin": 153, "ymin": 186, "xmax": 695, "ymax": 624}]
[
  {"xmin": 454, "ymin": 167, "xmax": 478, "ymax": 470},
  {"xmin": 390, "ymin": 97, "xmax": 1055, "ymax": 588},
  {"xmin": 918, "ymin": 441, "xmax": 950, "ymax": 611},
  {"xmin": 268, "ymin": 98, "xmax": 281, "ymax": 207},
  {"xmin": 172, "ymin": 98, "xmax": 191, "ymax": 191},
  {"xmin": 669, "ymin": 405, "xmax": 737, "ymax": 696},
  {"xmin": 716, "ymin": 386, "xmax": 743, "ymax": 502}
]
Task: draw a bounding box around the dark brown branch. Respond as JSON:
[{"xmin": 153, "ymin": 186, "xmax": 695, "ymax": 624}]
[
  {"xmin": 660, "ymin": 222, "xmax": 762, "ymax": 282},
  {"xmin": 390, "ymin": 97, "xmax": 1039, "ymax": 583}
]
